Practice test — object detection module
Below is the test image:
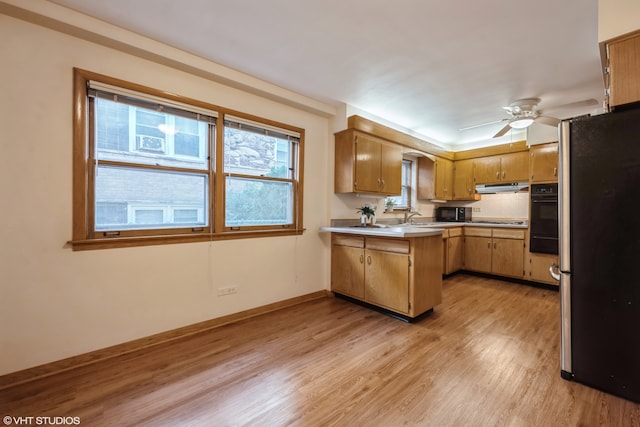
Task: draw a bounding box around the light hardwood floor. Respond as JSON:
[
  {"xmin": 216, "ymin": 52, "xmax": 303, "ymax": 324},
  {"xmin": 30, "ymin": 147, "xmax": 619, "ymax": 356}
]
[{"xmin": 2, "ymin": 274, "xmax": 639, "ymax": 426}]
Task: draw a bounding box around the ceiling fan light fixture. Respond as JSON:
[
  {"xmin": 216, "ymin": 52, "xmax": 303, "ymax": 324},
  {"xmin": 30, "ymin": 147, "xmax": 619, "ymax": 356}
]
[{"xmin": 509, "ymin": 117, "xmax": 535, "ymax": 129}]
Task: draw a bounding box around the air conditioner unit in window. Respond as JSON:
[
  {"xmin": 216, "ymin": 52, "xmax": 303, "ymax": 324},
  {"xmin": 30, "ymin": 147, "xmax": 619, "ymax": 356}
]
[{"xmin": 136, "ymin": 135, "xmax": 165, "ymax": 153}]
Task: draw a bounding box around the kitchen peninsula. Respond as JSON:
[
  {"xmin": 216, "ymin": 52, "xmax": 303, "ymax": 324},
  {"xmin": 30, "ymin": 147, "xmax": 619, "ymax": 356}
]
[{"xmin": 320, "ymin": 226, "xmax": 443, "ymax": 321}]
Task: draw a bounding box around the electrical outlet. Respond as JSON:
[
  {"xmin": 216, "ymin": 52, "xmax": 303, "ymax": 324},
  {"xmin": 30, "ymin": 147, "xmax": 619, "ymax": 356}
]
[
  {"xmin": 217, "ymin": 286, "xmax": 238, "ymax": 296},
  {"xmin": 473, "ymin": 207, "xmax": 481, "ymax": 212}
]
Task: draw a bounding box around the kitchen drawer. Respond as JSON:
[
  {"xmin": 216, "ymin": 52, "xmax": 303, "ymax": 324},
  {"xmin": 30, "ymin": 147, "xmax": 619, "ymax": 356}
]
[
  {"xmin": 492, "ymin": 228, "xmax": 525, "ymax": 240},
  {"xmin": 332, "ymin": 234, "xmax": 365, "ymax": 248},
  {"xmin": 464, "ymin": 227, "xmax": 492, "ymax": 237},
  {"xmin": 366, "ymin": 237, "xmax": 410, "ymax": 254},
  {"xmin": 448, "ymin": 227, "xmax": 463, "ymax": 238}
]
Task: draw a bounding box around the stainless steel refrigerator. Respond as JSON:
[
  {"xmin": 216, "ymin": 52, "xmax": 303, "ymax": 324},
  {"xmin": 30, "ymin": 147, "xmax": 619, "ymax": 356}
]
[{"xmin": 558, "ymin": 106, "xmax": 640, "ymax": 403}]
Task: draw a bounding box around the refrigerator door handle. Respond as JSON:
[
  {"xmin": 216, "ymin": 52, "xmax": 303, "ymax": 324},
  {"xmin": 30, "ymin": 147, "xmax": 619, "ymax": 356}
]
[
  {"xmin": 560, "ymin": 272, "xmax": 572, "ymax": 374},
  {"xmin": 559, "ymin": 121, "xmax": 571, "ymax": 273},
  {"xmin": 558, "ymin": 120, "xmax": 572, "ymax": 377},
  {"xmin": 549, "ymin": 263, "xmax": 561, "ymax": 281}
]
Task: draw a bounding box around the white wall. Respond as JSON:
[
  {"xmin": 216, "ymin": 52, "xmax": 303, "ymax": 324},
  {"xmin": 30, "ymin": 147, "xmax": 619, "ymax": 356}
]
[
  {"xmin": 598, "ymin": 0, "xmax": 640, "ymax": 41},
  {"xmin": 0, "ymin": 13, "xmax": 332, "ymax": 375}
]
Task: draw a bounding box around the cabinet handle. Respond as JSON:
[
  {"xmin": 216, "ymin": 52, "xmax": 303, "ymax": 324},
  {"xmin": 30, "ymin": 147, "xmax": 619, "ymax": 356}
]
[
  {"xmin": 553, "ymin": 167, "xmax": 557, "ymax": 176},
  {"xmin": 367, "ymin": 255, "xmax": 372, "ymax": 265},
  {"xmin": 487, "ymin": 241, "xmax": 491, "ymax": 248},
  {"xmin": 380, "ymin": 179, "xmax": 385, "ymax": 189},
  {"xmin": 360, "ymin": 254, "xmax": 364, "ymax": 264},
  {"xmin": 502, "ymin": 171, "xmax": 506, "ymax": 179},
  {"xmin": 494, "ymin": 242, "xmax": 497, "ymax": 249},
  {"xmin": 496, "ymin": 171, "xmax": 499, "ymax": 179}
]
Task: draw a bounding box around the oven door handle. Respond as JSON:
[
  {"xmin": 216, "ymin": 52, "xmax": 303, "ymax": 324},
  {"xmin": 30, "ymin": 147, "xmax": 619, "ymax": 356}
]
[{"xmin": 549, "ymin": 264, "xmax": 561, "ymax": 281}]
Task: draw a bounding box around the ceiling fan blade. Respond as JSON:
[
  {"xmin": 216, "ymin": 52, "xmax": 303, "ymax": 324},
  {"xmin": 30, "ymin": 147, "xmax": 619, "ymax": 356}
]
[
  {"xmin": 535, "ymin": 115, "xmax": 560, "ymax": 127},
  {"xmin": 493, "ymin": 123, "xmax": 512, "ymax": 138},
  {"xmin": 459, "ymin": 119, "xmax": 505, "ymax": 131}
]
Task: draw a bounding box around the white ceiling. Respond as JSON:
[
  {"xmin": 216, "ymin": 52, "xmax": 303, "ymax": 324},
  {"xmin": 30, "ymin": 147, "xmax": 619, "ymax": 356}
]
[{"xmin": 48, "ymin": 0, "xmax": 605, "ymax": 149}]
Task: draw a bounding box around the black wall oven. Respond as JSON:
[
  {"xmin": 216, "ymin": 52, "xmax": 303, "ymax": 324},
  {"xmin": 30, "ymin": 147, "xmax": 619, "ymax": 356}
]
[{"xmin": 530, "ymin": 183, "xmax": 558, "ymax": 254}]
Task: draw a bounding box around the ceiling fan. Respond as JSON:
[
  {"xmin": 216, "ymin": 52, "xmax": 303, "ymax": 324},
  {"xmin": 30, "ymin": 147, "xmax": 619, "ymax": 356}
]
[
  {"xmin": 460, "ymin": 98, "xmax": 599, "ymax": 138},
  {"xmin": 492, "ymin": 98, "xmax": 557, "ymax": 138}
]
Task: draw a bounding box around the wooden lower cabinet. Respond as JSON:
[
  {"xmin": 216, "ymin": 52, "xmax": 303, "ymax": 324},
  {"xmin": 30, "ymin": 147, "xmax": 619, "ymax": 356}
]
[
  {"xmin": 443, "ymin": 227, "xmax": 464, "ymax": 274},
  {"xmin": 463, "ymin": 228, "xmax": 492, "ymax": 272},
  {"xmin": 365, "ymin": 249, "xmax": 409, "ymax": 313},
  {"xmin": 331, "ymin": 238, "xmax": 365, "ymax": 299},
  {"xmin": 526, "ymin": 252, "xmax": 560, "ymax": 286},
  {"xmin": 464, "ymin": 227, "xmax": 525, "ymax": 279},
  {"xmin": 331, "ymin": 233, "xmax": 442, "ymax": 318},
  {"xmin": 492, "ymin": 237, "xmax": 525, "ymax": 278}
]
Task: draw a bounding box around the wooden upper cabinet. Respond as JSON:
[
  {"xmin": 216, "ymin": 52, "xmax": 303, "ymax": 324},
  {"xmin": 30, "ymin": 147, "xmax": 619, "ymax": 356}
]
[
  {"xmin": 452, "ymin": 159, "xmax": 475, "ymax": 200},
  {"xmin": 379, "ymin": 143, "xmax": 403, "ymax": 194},
  {"xmin": 417, "ymin": 157, "xmax": 435, "ymax": 200},
  {"xmin": 474, "ymin": 152, "xmax": 528, "ymax": 184},
  {"xmin": 474, "ymin": 155, "xmax": 502, "ymax": 184},
  {"xmin": 434, "ymin": 157, "xmax": 453, "ymax": 200},
  {"xmin": 500, "ymin": 152, "xmax": 529, "ymax": 182},
  {"xmin": 353, "ymin": 134, "xmax": 382, "ymax": 193},
  {"xmin": 607, "ymin": 30, "xmax": 640, "ymax": 108},
  {"xmin": 529, "ymin": 142, "xmax": 559, "ymax": 183},
  {"xmin": 334, "ymin": 130, "xmax": 402, "ymax": 195}
]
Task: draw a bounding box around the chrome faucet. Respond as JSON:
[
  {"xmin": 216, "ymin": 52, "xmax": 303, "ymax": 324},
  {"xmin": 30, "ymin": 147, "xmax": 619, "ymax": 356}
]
[{"xmin": 403, "ymin": 211, "xmax": 422, "ymax": 224}]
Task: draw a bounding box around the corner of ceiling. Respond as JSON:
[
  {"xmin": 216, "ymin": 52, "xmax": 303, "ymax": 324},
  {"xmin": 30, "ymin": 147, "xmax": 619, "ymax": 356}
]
[{"xmin": 0, "ymin": 0, "xmax": 337, "ymax": 119}]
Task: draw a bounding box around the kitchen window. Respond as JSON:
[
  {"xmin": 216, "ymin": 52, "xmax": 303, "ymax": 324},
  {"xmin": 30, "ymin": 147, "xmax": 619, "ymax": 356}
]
[
  {"xmin": 387, "ymin": 160, "xmax": 412, "ymax": 210},
  {"xmin": 71, "ymin": 68, "xmax": 304, "ymax": 250}
]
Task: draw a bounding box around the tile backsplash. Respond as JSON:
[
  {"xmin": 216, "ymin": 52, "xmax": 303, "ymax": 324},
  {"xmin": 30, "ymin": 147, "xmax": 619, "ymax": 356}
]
[
  {"xmin": 448, "ymin": 192, "xmax": 529, "ymax": 220},
  {"xmin": 331, "ymin": 191, "xmax": 529, "ymax": 222}
]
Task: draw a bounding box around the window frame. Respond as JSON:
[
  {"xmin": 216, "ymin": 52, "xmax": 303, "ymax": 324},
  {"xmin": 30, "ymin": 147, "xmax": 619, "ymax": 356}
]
[{"xmin": 71, "ymin": 68, "xmax": 305, "ymax": 250}]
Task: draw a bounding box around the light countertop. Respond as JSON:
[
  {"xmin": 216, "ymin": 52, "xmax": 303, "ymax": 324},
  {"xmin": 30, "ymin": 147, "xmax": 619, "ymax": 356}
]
[
  {"xmin": 320, "ymin": 219, "xmax": 527, "ymax": 238},
  {"xmin": 319, "ymin": 225, "xmax": 445, "ymax": 238}
]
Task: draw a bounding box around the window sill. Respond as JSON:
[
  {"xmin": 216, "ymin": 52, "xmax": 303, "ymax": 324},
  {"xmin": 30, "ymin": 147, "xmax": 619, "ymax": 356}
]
[{"xmin": 68, "ymin": 228, "xmax": 305, "ymax": 251}]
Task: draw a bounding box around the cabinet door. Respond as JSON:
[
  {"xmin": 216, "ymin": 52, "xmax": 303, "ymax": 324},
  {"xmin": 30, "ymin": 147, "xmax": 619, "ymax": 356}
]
[
  {"xmin": 354, "ymin": 135, "xmax": 382, "ymax": 193},
  {"xmin": 417, "ymin": 157, "xmax": 435, "ymax": 200},
  {"xmin": 492, "ymin": 238, "xmax": 524, "ymax": 278},
  {"xmin": 446, "ymin": 236, "xmax": 464, "ymax": 274},
  {"xmin": 365, "ymin": 249, "xmax": 409, "ymax": 314},
  {"xmin": 331, "ymin": 244, "xmax": 365, "ymax": 299},
  {"xmin": 380, "ymin": 143, "xmax": 402, "ymax": 195},
  {"xmin": 500, "ymin": 152, "xmax": 529, "ymax": 182},
  {"xmin": 529, "ymin": 143, "xmax": 558, "ymax": 183},
  {"xmin": 434, "ymin": 157, "xmax": 453, "ymax": 200},
  {"xmin": 464, "ymin": 236, "xmax": 492, "ymax": 273},
  {"xmin": 453, "ymin": 159, "xmax": 475, "ymax": 200},
  {"xmin": 527, "ymin": 252, "xmax": 559, "ymax": 285},
  {"xmin": 609, "ymin": 32, "xmax": 640, "ymax": 107},
  {"xmin": 474, "ymin": 156, "xmax": 501, "ymax": 184}
]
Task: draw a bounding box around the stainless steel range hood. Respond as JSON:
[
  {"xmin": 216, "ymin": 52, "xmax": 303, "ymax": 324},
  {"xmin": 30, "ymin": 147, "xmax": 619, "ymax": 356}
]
[{"xmin": 475, "ymin": 182, "xmax": 529, "ymax": 194}]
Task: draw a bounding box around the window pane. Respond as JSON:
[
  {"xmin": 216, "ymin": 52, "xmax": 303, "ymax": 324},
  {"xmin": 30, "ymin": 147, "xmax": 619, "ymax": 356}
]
[
  {"xmin": 173, "ymin": 208, "xmax": 199, "ymax": 223},
  {"xmin": 96, "ymin": 100, "xmax": 129, "ymax": 152},
  {"xmin": 389, "ymin": 160, "xmax": 411, "ymax": 208},
  {"xmin": 95, "ymin": 98, "xmax": 209, "ymax": 170},
  {"xmin": 95, "ymin": 166, "xmax": 208, "ymax": 231},
  {"xmin": 225, "ymin": 177, "xmax": 293, "ymax": 226},
  {"xmin": 224, "ymin": 127, "xmax": 291, "ymax": 178}
]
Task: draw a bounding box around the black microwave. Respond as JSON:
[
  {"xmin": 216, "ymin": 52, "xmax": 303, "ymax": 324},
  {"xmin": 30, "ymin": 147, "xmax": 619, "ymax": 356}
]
[{"xmin": 435, "ymin": 207, "xmax": 472, "ymax": 222}]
